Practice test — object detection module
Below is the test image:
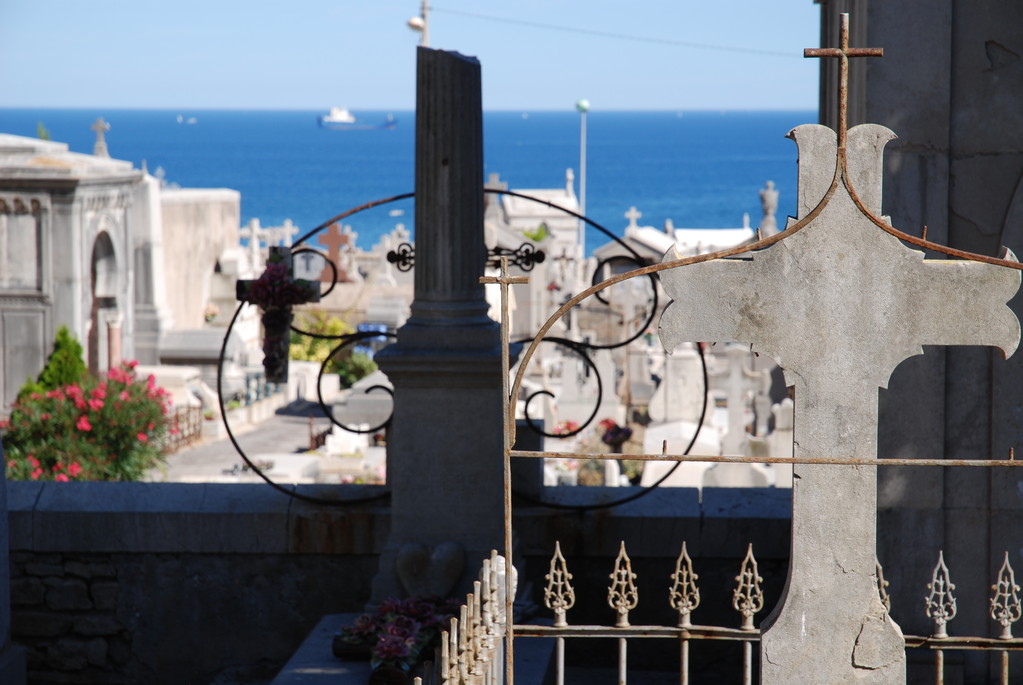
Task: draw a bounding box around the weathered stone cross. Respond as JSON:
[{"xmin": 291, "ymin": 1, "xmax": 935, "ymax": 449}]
[
  {"xmin": 658, "ymin": 15, "xmax": 1021, "ymax": 684},
  {"xmin": 91, "ymin": 117, "xmax": 110, "ymax": 158}
]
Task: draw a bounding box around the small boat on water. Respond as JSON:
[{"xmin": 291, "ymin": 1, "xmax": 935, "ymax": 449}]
[{"xmin": 318, "ymin": 107, "xmax": 397, "ymax": 130}]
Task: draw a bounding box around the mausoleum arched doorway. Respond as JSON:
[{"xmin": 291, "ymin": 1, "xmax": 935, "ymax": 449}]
[{"xmin": 88, "ymin": 231, "xmax": 118, "ymax": 374}]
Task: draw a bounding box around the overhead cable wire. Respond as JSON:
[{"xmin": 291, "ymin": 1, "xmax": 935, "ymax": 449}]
[{"xmin": 431, "ymin": 7, "xmax": 798, "ymax": 58}]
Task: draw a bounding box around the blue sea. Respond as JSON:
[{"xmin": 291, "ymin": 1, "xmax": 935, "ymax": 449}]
[{"xmin": 0, "ymin": 108, "xmax": 815, "ymax": 253}]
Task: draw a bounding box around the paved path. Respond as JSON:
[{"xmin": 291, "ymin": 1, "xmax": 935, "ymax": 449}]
[{"xmin": 150, "ymin": 401, "xmax": 335, "ymax": 482}]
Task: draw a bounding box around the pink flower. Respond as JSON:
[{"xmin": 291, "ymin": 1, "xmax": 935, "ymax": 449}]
[
  {"xmin": 76, "ymin": 416, "xmax": 92, "ymax": 432},
  {"xmin": 54, "ymin": 474, "xmax": 69, "ymax": 482},
  {"xmin": 88, "ymin": 398, "xmax": 104, "ymax": 411},
  {"xmin": 6, "ymin": 460, "xmax": 15, "ymax": 470},
  {"xmin": 27, "ymin": 455, "xmax": 40, "ymax": 468},
  {"xmin": 137, "ymin": 433, "xmax": 148, "ymax": 443},
  {"xmin": 30, "ymin": 468, "xmax": 42, "ymax": 480},
  {"xmin": 68, "ymin": 462, "xmax": 82, "ymax": 477},
  {"xmin": 120, "ymin": 391, "xmax": 130, "ymax": 401},
  {"xmin": 40, "ymin": 413, "xmax": 50, "ymax": 420}
]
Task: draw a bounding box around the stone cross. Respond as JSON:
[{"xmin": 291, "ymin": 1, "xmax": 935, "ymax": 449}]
[
  {"xmin": 659, "ymin": 16, "xmax": 1020, "ymax": 683},
  {"xmin": 263, "ymin": 219, "xmax": 299, "ymax": 247},
  {"xmin": 317, "ymin": 222, "xmax": 356, "ymax": 282},
  {"xmin": 91, "ymin": 117, "xmax": 110, "ymax": 158},
  {"xmin": 624, "ymin": 205, "xmax": 642, "ymax": 230},
  {"xmin": 239, "ymin": 218, "xmax": 268, "ymax": 271},
  {"xmin": 236, "ymin": 246, "xmax": 321, "ymax": 383}
]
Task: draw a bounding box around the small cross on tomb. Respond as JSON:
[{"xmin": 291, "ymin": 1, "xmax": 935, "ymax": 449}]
[
  {"xmin": 236, "ymin": 246, "xmax": 321, "ymax": 383},
  {"xmin": 264, "ymin": 219, "xmax": 299, "ymax": 248},
  {"xmin": 318, "ymin": 222, "xmax": 357, "ymax": 282},
  {"xmin": 624, "ymin": 206, "xmax": 642, "ymax": 230},
  {"xmin": 481, "ymin": 258, "xmax": 528, "ymax": 448},
  {"xmin": 658, "ymin": 14, "xmax": 1020, "ymax": 683},
  {"xmin": 91, "ymin": 117, "xmax": 111, "ymax": 158},
  {"xmin": 239, "ymin": 219, "xmax": 269, "ymax": 271}
]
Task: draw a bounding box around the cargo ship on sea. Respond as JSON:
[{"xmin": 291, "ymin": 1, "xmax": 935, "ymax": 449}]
[{"xmin": 318, "ymin": 107, "xmax": 396, "ymax": 130}]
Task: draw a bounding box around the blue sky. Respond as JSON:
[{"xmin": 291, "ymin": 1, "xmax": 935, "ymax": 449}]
[{"xmin": 2, "ymin": 1, "xmax": 821, "ymax": 111}]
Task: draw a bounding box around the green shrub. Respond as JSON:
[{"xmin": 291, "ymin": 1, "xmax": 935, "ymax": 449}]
[
  {"xmin": 3, "ymin": 360, "xmax": 170, "ymax": 481},
  {"xmin": 290, "ymin": 309, "xmax": 377, "ymax": 388},
  {"xmin": 18, "ymin": 325, "xmax": 88, "ymax": 401}
]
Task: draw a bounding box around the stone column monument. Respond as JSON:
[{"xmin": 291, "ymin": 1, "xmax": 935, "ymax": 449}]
[{"xmin": 371, "ymin": 47, "xmax": 503, "ymax": 602}]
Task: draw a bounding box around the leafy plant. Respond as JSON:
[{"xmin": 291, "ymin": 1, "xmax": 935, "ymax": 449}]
[
  {"xmin": 289, "ymin": 309, "xmax": 377, "ymax": 388},
  {"xmin": 3, "ymin": 361, "xmax": 171, "ymax": 481},
  {"xmin": 18, "ymin": 326, "xmax": 88, "ymax": 401}
]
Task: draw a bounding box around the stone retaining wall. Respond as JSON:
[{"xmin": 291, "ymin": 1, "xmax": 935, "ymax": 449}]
[{"xmin": 6, "ymin": 482, "xmax": 792, "ymax": 685}]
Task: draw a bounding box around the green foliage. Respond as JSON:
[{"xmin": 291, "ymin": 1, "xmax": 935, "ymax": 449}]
[
  {"xmin": 3, "ymin": 361, "xmax": 170, "ymax": 481},
  {"xmin": 18, "ymin": 326, "xmax": 88, "ymax": 401},
  {"xmin": 36, "ymin": 121, "xmax": 51, "ymax": 141},
  {"xmin": 289, "ymin": 309, "xmax": 378, "ymax": 389},
  {"xmin": 523, "ymin": 222, "xmax": 549, "ymax": 242}
]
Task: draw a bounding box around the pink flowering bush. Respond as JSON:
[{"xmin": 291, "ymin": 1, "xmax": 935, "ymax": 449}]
[
  {"xmin": 3, "ymin": 360, "xmax": 170, "ymax": 481},
  {"xmin": 333, "ymin": 596, "xmax": 462, "ymax": 675}
]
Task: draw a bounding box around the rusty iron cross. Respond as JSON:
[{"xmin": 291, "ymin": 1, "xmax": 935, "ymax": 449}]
[
  {"xmin": 804, "ymin": 13, "xmax": 883, "ymax": 148},
  {"xmin": 317, "ymin": 222, "xmax": 355, "ymax": 282}
]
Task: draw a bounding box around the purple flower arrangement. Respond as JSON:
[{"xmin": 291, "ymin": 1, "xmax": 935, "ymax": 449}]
[{"xmin": 333, "ymin": 596, "xmax": 462, "ymax": 682}]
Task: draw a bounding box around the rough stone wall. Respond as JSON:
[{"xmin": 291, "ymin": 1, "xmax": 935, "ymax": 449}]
[
  {"xmin": 7, "ymin": 482, "xmax": 387, "ymax": 685},
  {"xmin": 9, "ymin": 551, "xmax": 379, "ymax": 685},
  {"xmin": 6, "ymin": 482, "xmax": 795, "ymax": 685},
  {"xmin": 10, "ymin": 552, "xmax": 128, "ymax": 682}
]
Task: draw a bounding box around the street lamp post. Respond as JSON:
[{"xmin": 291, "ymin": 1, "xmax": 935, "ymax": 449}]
[
  {"xmin": 576, "ymin": 99, "xmax": 590, "ymax": 260},
  {"xmin": 408, "ymin": 0, "xmax": 430, "ymax": 47}
]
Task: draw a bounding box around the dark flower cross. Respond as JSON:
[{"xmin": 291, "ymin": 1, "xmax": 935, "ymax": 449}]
[{"xmin": 236, "ymin": 246, "xmax": 321, "ymax": 383}]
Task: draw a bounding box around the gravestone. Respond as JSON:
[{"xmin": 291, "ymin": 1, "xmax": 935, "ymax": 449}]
[
  {"xmin": 658, "ymin": 17, "xmax": 1020, "ymax": 682},
  {"xmin": 371, "ymin": 47, "xmax": 503, "ymax": 602}
]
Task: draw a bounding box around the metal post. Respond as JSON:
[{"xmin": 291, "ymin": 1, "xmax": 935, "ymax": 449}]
[
  {"xmin": 934, "ymin": 649, "xmax": 943, "ymax": 685},
  {"xmin": 555, "ymin": 637, "xmax": 565, "ymax": 685},
  {"xmin": 680, "ymin": 638, "xmax": 689, "ymax": 685},
  {"xmin": 1001, "ymin": 649, "xmax": 1009, "ymax": 685},
  {"xmin": 575, "ymin": 99, "xmax": 589, "ymax": 260},
  {"xmin": 618, "ymin": 636, "xmax": 627, "ymax": 685},
  {"xmin": 743, "ymin": 640, "xmax": 752, "ymax": 685}
]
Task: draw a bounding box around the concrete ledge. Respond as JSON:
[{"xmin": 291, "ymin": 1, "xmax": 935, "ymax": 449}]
[
  {"xmin": 7, "ymin": 482, "xmax": 791, "ymax": 557},
  {"xmin": 7, "ymin": 482, "xmax": 390, "ymax": 555},
  {"xmin": 271, "ymin": 614, "xmax": 371, "ymax": 685}
]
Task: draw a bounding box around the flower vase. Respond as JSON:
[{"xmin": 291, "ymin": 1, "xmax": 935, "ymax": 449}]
[{"xmin": 260, "ymin": 307, "xmax": 292, "ymax": 384}]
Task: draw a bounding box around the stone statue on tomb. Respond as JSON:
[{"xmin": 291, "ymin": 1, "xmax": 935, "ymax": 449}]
[{"xmin": 759, "ymin": 180, "xmax": 779, "ymax": 236}]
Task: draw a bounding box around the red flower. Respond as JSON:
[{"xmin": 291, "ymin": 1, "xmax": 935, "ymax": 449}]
[
  {"xmin": 137, "ymin": 433, "xmax": 148, "ymax": 443},
  {"xmin": 76, "ymin": 416, "xmax": 92, "ymax": 432},
  {"xmin": 30, "ymin": 468, "xmax": 42, "ymax": 480},
  {"xmin": 68, "ymin": 462, "xmax": 82, "ymax": 477}
]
